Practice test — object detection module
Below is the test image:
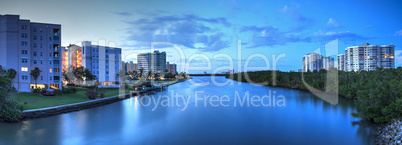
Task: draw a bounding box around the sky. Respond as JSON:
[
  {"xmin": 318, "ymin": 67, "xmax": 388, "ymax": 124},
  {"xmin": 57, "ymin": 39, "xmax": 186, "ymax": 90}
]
[{"xmin": 1, "ymin": 0, "xmax": 402, "ymax": 73}]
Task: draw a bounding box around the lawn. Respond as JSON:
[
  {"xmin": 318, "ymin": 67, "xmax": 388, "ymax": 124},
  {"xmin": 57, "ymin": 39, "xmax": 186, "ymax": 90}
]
[{"xmin": 12, "ymin": 88, "xmax": 122, "ymax": 110}]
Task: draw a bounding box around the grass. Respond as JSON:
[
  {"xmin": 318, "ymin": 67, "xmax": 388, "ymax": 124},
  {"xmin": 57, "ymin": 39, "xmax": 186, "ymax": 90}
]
[
  {"xmin": 11, "ymin": 88, "xmax": 122, "ymax": 110},
  {"xmin": 10, "ymin": 79, "xmax": 183, "ymax": 110}
]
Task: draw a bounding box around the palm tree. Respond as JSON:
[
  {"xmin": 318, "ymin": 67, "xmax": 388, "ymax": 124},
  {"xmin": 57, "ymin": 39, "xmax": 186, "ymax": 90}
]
[
  {"xmin": 139, "ymin": 68, "xmax": 144, "ymax": 78},
  {"xmin": 7, "ymin": 68, "xmax": 17, "ymax": 80},
  {"xmin": 30, "ymin": 67, "xmax": 41, "ymax": 89},
  {"xmin": 147, "ymin": 70, "xmax": 153, "ymax": 80}
]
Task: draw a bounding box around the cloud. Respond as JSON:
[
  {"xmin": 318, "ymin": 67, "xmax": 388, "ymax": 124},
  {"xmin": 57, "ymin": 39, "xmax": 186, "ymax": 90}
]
[
  {"xmin": 239, "ymin": 25, "xmax": 373, "ymax": 48},
  {"xmin": 111, "ymin": 12, "xmax": 133, "ymax": 16},
  {"xmin": 310, "ymin": 31, "xmax": 371, "ymax": 42},
  {"xmin": 394, "ymin": 30, "xmax": 402, "ymax": 36},
  {"xmin": 279, "ymin": 5, "xmax": 312, "ymax": 23},
  {"xmin": 122, "ymin": 13, "xmax": 231, "ymax": 52},
  {"xmin": 240, "ymin": 25, "xmax": 308, "ymax": 48},
  {"xmin": 326, "ymin": 18, "xmax": 343, "ymax": 29}
]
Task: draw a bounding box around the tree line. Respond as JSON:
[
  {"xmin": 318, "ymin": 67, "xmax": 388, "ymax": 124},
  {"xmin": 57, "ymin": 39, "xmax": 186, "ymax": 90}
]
[{"xmin": 228, "ymin": 67, "xmax": 402, "ymax": 123}]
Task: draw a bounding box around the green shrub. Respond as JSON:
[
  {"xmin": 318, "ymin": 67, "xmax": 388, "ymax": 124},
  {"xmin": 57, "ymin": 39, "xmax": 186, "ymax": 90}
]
[
  {"xmin": 86, "ymin": 90, "xmax": 98, "ymax": 100},
  {"xmin": 54, "ymin": 89, "xmax": 63, "ymax": 96},
  {"xmin": 32, "ymin": 88, "xmax": 42, "ymax": 94}
]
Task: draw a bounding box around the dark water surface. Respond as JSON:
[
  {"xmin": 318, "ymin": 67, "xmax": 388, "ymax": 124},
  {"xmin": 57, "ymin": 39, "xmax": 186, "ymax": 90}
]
[{"xmin": 0, "ymin": 76, "xmax": 377, "ymax": 145}]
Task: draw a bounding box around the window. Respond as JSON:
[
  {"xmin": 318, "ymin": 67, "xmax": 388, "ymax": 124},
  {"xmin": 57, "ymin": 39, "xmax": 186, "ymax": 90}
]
[
  {"xmin": 33, "ymin": 43, "xmax": 37, "ymax": 48},
  {"xmin": 21, "ymin": 67, "xmax": 28, "ymax": 72},
  {"xmin": 33, "ymin": 51, "xmax": 37, "ymax": 56},
  {"xmin": 21, "ymin": 58, "xmax": 28, "ymax": 63},
  {"xmin": 33, "ymin": 59, "xmax": 37, "ymax": 64},
  {"xmin": 21, "ymin": 50, "xmax": 28, "ymax": 54},
  {"xmin": 21, "ymin": 42, "xmax": 28, "ymax": 46},
  {"xmin": 21, "ymin": 25, "xmax": 28, "ymax": 30},
  {"xmin": 21, "ymin": 33, "xmax": 28, "ymax": 38},
  {"xmin": 49, "ymin": 69, "xmax": 52, "ymax": 73},
  {"xmin": 33, "ymin": 36, "xmax": 37, "ymax": 40},
  {"xmin": 49, "ymin": 53, "xmax": 52, "ymax": 57},
  {"xmin": 106, "ymin": 71, "xmax": 109, "ymax": 74},
  {"xmin": 40, "ymin": 36, "xmax": 43, "ymax": 40},
  {"xmin": 33, "ymin": 28, "xmax": 37, "ymax": 32},
  {"xmin": 40, "ymin": 44, "xmax": 43, "ymax": 48},
  {"xmin": 40, "ymin": 52, "xmax": 43, "ymax": 56},
  {"xmin": 50, "ymin": 77, "xmax": 52, "ymax": 81},
  {"xmin": 22, "ymin": 75, "xmax": 28, "ymax": 80},
  {"xmin": 41, "ymin": 76, "xmax": 43, "ymax": 80},
  {"xmin": 50, "ymin": 60, "xmax": 52, "ymax": 64},
  {"xmin": 40, "ymin": 59, "xmax": 43, "ymax": 64},
  {"xmin": 49, "ymin": 37, "xmax": 52, "ymax": 41}
]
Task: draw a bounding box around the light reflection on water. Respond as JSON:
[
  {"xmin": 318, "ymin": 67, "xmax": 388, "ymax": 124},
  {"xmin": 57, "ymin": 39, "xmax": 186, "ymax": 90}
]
[{"xmin": 0, "ymin": 76, "xmax": 377, "ymax": 145}]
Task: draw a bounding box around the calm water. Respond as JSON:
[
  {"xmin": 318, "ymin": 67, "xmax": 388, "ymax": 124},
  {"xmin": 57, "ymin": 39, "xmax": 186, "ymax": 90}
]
[{"xmin": 0, "ymin": 76, "xmax": 377, "ymax": 145}]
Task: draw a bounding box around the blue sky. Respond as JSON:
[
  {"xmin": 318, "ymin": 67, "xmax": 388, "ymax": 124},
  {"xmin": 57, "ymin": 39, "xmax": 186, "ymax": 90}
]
[{"xmin": 1, "ymin": 0, "xmax": 401, "ymax": 73}]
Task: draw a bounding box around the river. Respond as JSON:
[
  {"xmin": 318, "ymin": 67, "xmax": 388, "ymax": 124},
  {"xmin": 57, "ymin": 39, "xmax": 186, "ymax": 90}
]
[{"xmin": 0, "ymin": 76, "xmax": 377, "ymax": 145}]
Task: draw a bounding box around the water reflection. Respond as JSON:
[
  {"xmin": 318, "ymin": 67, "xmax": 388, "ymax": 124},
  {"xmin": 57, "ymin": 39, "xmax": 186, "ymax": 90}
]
[{"xmin": 0, "ymin": 76, "xmax": 377, "ymax": 145}]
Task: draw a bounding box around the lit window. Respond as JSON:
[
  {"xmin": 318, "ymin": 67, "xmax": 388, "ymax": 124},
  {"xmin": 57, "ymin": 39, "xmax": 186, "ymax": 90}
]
[
  {"xmin": 21, "ymin": 67, "xmax": 28, "ymax": 71},
  {"xmin": 50, "ymin": 69, "xmax": 52, "ymax": 73}
]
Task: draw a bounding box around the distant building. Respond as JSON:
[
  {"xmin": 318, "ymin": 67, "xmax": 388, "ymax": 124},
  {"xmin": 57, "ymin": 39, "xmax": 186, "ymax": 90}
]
[
  {"xmin": 302, "ymin": 52, "xmax": 334, "ymax": 72},
  {"xmin": 204, "ymin": 71, "xmax": 207, "ymax": 75},
  {"xmin": 298, "ymin": 69, "xmax": 303, "ymax": 72},
  {"xmin": 228, "ymin": 69, "xmax": 234, "ymax": 74},
  {"xmin": 167, "ymin": 63, "xmax": 177, "ymax": 75},
  {"xmin": 302, "ymin": 52, "xmax": 323, "ymax": 72},
  {"xmin": 0, "ymin": 14, "xmax": 62, "ymax": 91},
  {"xmin": 123, "ymin": 61, "xmax": 137, "ymax": 73},
  {"xmin": 137, "ymin": 50, "xmax": 167, "ymax": 74},
  {"xmin": 63, "ymin": 41, "xmax": 122, "ymax": 85},
  {"xmin": 337, "ymin": 54, "xmax": 345, "ymax": 71},
  {"xmin": 344, "ymin": 43, "xmax": 395, "ymax": 72},
  {"xmin": 322, "ymin": 56, "xmax": 335, "ymax": 70}
]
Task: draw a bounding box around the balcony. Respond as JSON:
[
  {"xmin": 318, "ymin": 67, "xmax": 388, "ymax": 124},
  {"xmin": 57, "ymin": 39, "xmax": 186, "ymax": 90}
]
[
  {"xmin": 53, "ymin": 71, "xmax": 60, "ymax": 76},
  {"xmin": 53, "ymin": 80, "xmax": 60, "ymax": 84}
]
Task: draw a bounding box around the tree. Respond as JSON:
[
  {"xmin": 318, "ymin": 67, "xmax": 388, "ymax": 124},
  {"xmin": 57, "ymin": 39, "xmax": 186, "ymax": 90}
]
[
  {"xmin": 154, "ymin": 73, "xmax": 160, "ymax": 80},
  {"xmin": 7, "ymin": 68, "xmax": 17, "ymax": 80},
  {"xmin": 70, "ymin": 66, "xmax": 96, "ymax": 84},
  {"xmin": 139, "ymin": 68, "xmax": 144, "ymax": 78},
  {"xmin": 147, "ymin": 70, "xmax": 153, "ymax": 80},
  {"xmin": 0, "ymin": 65, "xmax": 22, "ymax": 122},
  {"xmin": 30, "ymin": 67, "xmax": 41, "ymax": 89}
]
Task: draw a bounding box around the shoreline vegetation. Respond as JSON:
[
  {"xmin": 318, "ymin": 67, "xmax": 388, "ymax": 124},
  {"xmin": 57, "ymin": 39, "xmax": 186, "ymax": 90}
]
[{"xmin": 227, "ymin": 67, "xmax": 402, "ymax": 123}]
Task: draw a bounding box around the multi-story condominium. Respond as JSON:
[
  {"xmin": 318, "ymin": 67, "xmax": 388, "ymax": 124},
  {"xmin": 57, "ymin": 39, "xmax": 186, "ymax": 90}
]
[
  {"xmin": 137, "ymin": 50, "xmax": 167, "ymax": 74},
  {"xmin": 123, "ymin": 61, "xmax": 138, "ymax": 73},
  {"xmin": 302, "ymin": 52, "xmax": 323, "ymax": 72},
  {"xmin": 0, "ymin": 14, "xmax": 62, "ymax": 92},
  {"xmin": 322, "ymin": 56, "xmax": 335, "ymax": 70},
  {"xmin": 344, "ymin": 43, "xmax": 395, "ymax": 72},
  {"xmin": 337, "ymin": 54, "xmax": 345, "ymax": 71},
  {"xmin": 166, "ymin": 62, "xmax": 177, "ymax": 75},
  {"xmin": 63, "ymin": 41, "xmax": 122, "ymax": 85}
]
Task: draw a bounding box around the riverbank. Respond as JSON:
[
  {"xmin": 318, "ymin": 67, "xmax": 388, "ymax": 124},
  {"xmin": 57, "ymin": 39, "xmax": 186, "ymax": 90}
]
[
  {"xmin": 376, "ymin": 119, "xmax": 402, "ymax": 144},
  {"xmin": 1, "ymin": 79, "xmax": 187, "ymax": 122}
]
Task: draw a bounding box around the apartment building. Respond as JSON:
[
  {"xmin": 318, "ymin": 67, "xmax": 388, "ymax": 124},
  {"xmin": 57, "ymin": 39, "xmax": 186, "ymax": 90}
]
[
  {"xmin": 123, "ymin": 61, "xmax": 138, "ymax": 73},
  {"xmin": 166, "ymin": 62, "xmax": 177, "ymax": 75},
  {"xmin": 137, "ymin": 50, "xmax": 167, "ymax": 74},
  {"xmin": 344, "ymin": 43, "xmax": 395, "ymax": 71},
  {"xmin": 337, "ymin": 54, "xmax": 345, "ymax": 71},
  {"xmin": 302, "ymin": 52, "xmax": 323, "ymax": 72},
  {"xmin": 63, "ymin": 41, "xmax": 122, "ymax": 85},
  {"xmin": 302, "ymin": 52, "xmax": 334, "ymax": 72},
  {"xmin": 322, "ymin": 56, "xmax": 335, "ymax": 70},
  {"xmin": 0, "ymin": 14, "xmax": 62, "ymax": 92}
]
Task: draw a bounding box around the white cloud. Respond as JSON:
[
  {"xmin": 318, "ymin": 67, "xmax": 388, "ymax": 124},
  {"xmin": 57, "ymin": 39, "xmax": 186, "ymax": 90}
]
[
  {"xmin": 394, "ymin": 30, "xmax": 402, "ymax": 36},
  {"xmin": 326, "ymin": 18, "xmax": 341, "ymax": 28}
]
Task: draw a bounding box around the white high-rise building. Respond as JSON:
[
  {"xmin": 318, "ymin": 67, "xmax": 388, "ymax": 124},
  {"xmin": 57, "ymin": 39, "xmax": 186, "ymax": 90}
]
[
  {"xmin": 0, "ymin": 14, "xmax": 62, "ymax": 92},
  {"xmin": 345, "ymin": 43, "xmax": 395, "ymax": 72},
  {"xmin": 137, "ymin": 51, "xmax": 166, "ymax": 74},
  {"xmin": 322, "ymin": 56, "xmax": 335, "ymax": 70},
  {"xmin": 337, "ymin": 54, "xmax": 345, "ymax": 71},
  {"xmin": 302, "ymin": 52, "xmax": 323, "ymax": 72},
  {"xmin": 63, "ymin": 41, "xmax": 122, "ymax": 85}
]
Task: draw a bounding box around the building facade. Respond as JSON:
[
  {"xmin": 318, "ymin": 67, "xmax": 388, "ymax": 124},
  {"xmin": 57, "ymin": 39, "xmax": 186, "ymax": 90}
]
[
  {"xmin": 337, "ymin": 54, "xmax": 345, "ymax": 71},
  {"xmin": 63, "ymin": 41, "xmax": 122, "ymax": 85},
  {"xmin": 302, "ymin": 52, "xmax": 323, "ymax": 72},
  {"xmin": 123, "ymin": 61, "xmax": 137, "ymax": 73},
  {"xmin": 344, "ymin": 43, "xmax": 395, "ymax": 72},
  {"xmin": 0, "ymin": 14, "xmax": 62, "ymax": 92},
  {"xmin": 137, "ymin": 51, "xmax": 167, "ymax": 74},
  {"xmin": 322, "ymin": 56, "xmax": 335, "ymax": 70}
]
